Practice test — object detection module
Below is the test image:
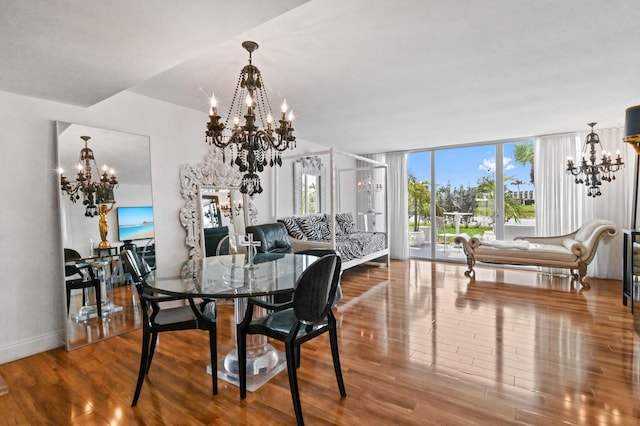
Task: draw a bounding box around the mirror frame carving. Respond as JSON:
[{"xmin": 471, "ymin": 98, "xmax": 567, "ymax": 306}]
[
  {"xmin": 293, "ymin": 155, "xmax": 327, "ymax": 214},
  {"xmin": 179, "ymin": 147, "xmax": 257, "ymax": 259}
]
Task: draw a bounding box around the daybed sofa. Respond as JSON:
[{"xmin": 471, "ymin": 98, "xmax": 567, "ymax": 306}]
[
  {"xmin": 278, "ymin": 213, "xmax": 389, "ymax": 270},
  {"xmin": 453, "ymin": 218, "xmax": 617, "ymax": 286}
]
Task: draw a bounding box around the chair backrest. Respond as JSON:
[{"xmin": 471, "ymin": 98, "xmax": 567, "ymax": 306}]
[
  {"xmin": 216, "ymin": 234, "xmax": 231, "ymax": 255},
  {"xmin": 120, "ymin": 249, "xmax": 151, "ymax": 284},
  {"xmin": 64, "ymin": 248, "xmax": 84, "ymax": 278},
  {"xmin": 292, "ymin": 254, "xmax": 340, "ymax": 325},
  {"xmin": 204, "ymin": 226, "xmax": 229, "ymax": 256},
  {"xmin": 295, "ymin": 249, "xmax": 343, "ymax": 305},
  {"xmin": 246, "ymin": 223, "xmax": 293, "ymax": 254},
  {"xmin": 64, "ymin": 248, "xmax": 82, "ymax": 261}
]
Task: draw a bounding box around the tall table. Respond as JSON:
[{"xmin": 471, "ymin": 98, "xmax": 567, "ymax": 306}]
[
  {"xmin": 148, "ymin": 252, "xmax": 318, "ymax": 391},
  {"xmin": 67, "ymin": 256, "xmax": 123, "ymax": 320},
  {"xmin": 443, "ymin": 212, "xmax": 473, "ymax": 235}
]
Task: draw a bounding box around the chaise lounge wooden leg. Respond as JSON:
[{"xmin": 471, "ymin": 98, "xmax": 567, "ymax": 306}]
[
  {"xmin": 577, "ymin": 264, "xmax": 589, "ymax": 288},
  {"xmin": 464, "ymin": 255, "xmax": 476, "ymax": 278}
]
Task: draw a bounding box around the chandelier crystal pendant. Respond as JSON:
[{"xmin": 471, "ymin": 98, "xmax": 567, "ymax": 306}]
[
  {"xmin": 59, "ymin": 135, "xmax": 119, "ymax": 217},
  {"xmin": 205, "ymin": 41, "xmax": 296, "ymax": 196},
  {"xmin": 566, "ymin": 123, "xmax": 624, "ymax": 197}
]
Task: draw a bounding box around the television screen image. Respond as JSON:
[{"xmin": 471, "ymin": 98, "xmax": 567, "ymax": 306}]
[{"xmin": 117, "ymin": 206, "xmax": 154, "ymax": 241}]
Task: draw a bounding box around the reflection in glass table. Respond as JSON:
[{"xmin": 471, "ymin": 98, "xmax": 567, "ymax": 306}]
[{"xmin": 149, "ymin": 253, "xmax": 318, "ymax": 391}]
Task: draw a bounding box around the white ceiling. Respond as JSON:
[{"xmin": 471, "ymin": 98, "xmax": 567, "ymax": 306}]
[
  {"xmin": 2, "ymin": 0, "xmax": 640, "ymax": 154},
  {"xmin": 57, "ymin": 122, "xmax": 151, "ymax": 186}
]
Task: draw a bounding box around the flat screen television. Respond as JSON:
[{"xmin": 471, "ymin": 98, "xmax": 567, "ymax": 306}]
[{"xmin": 117, "ymin": 206, "xmax": 154, "ymax": 241}]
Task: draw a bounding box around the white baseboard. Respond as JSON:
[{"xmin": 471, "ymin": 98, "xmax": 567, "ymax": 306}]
[{"xmin": 0, "ymin": 330, "xmax": 65, "ymax": 365}]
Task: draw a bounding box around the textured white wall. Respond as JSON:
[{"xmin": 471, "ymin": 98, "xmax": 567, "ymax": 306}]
[
  {"xmin": 0, "ymin": 92, "xmax": 207, "ymax": 363},
  {"xmin": 0, "ymin": 89, "xmax": 294, "ymax": 363}
]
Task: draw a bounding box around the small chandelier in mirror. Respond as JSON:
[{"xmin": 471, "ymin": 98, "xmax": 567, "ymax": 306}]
[
  {"xmin": 205, "ymin": 41, "xmax": 296, "ymax": 196},
  {"xmin": 59, "ymin": 135, "xmax": 118, "ymax": 217},
  {"xmin": 357, "ymin": 177, "xmax": 384, "ymax": 213},
  {"xmin": 218, "ymin": 191, "xmax": 243, "ymax": 218},
  {"xmin": 566, "ymin": 123, "xmax": 624, "ymax": 197}
]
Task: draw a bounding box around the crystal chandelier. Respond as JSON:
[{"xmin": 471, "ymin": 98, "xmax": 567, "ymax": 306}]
[
  {"xmin": 357, "ymin": 178, "xmax": 383, "ymax": 212},
  {"xmin": 59, "ymin": 135, "xmax": 118, "ymax": 217},
  {"xmin": 566, "ymin": 123, "xmax": 624, "ymax": 197},
  {"xmin": 205, "ymin": 41, "xmax": 296, "ymax": 196}
]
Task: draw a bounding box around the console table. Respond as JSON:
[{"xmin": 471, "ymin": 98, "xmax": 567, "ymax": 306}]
[
  {"xmin": 623, "ymin": 229, "xmax": 639, "ymax": 313},
  {"xmin": 622, "ymin": 229, "xmax": 640, "ymax": 335}
]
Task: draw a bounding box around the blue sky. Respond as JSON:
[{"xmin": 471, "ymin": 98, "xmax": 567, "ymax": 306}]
[{"xmin": 408, "ymin": 143, "xmax": 535, "ymax": 192}]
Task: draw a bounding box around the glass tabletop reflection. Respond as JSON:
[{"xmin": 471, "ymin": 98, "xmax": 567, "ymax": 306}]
[{"xmin": 148, "ymin": 253, "xmax": 318, "ymax": 299}]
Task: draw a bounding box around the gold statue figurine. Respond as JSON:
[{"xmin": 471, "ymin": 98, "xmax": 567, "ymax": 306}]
[{"xmin": 98, "ymin": 203, "xmax": 115, "ymax": 248}]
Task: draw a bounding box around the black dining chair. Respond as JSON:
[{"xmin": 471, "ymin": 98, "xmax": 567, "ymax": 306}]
[
  {"xmin": 294, "ymin": 248, "xmax": 343, "ymax": 305},
  {"xmin": 120, "ymin": 249, "xmax": 218, "ymax": 407},
  {"xmin": 64, "ymin": 248, "xmax": 102, "ymax": 318},
  {"xmin": 237, "ymin": 253, "xmax": 347, "ymax": 426}
]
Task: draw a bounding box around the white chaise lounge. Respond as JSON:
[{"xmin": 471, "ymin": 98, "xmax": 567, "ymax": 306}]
[{"xmin": 454, "ymin": 219, "xmax": 617, "ymax": 286}]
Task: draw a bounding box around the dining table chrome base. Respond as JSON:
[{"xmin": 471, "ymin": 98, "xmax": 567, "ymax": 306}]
[{"xmin": 207, "ymin": 344, "xmax": 286, "ymax": 392}]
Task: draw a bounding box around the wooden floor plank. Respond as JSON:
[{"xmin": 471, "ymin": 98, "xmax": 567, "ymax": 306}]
[
  {"xmin": 1, "ymin": 260, "xmax": 639, "ymax": 424},
  {"xmin": 0, "ymin": 374, "xmax": 7, "ymax": 396}
]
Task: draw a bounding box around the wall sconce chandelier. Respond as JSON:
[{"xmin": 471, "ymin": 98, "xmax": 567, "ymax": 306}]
[
  {"xmin": 205, "ymin": 41, "xmax": 296, "ymax": 196},
  {"xmin": 59, "ymin": 135, "xmax": 118, "ymax": 217},
  {"xmin": 566, "ymin": 123, "xmax": 624, "ymax": 197}
]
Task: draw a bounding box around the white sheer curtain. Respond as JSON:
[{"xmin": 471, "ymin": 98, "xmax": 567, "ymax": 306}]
[
  {"xmin": 385, "ymin": 152, "xmax": 409, "ymax": 259},
  {"xmin": 534, "ymin": 133, "xmax": 584, "ymax": 235},
  {"xmin": 535, "ymin": 127, "xmax": 634, "ymax": 279}
]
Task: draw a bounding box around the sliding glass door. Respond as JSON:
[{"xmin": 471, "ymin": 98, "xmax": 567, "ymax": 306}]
[
  {"xmin": 408, "ymin": 139, "xmax": 535, "ymax": 260},
  {"xmin": 502, "ymin": 141, "xmax": 536, "ymax": 240}
]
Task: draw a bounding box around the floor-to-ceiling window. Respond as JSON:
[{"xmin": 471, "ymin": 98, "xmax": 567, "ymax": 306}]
[
  {"xmin": 503, "ymin": 141, "xmax": 536, "ymax": 240},
  {"xmin": 408, "ymin": 139, "xmax": 535, "ymax": 260}
]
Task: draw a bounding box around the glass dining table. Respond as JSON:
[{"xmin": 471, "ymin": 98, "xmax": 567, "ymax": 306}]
[{"xmin": 147, "ymin": 252, "xmax": 318, "ymax": 391}]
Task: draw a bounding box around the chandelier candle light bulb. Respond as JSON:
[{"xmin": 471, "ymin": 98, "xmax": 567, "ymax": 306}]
[{"xmin": 210, "ymin": 96, "xmax": 218, "ymax": 114}]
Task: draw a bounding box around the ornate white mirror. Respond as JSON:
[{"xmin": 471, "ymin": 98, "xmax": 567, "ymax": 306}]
[
  {"xmin": 199, "ymin": 186, "xmax": 247, "ymax": 256},
  {"xmin": 179, "ymin": 148, "xmax": 257, "ymax": 259},
  {"xmin": 294, "ymin": 156, "xmax": 327, "ymax": 214},
  {"xmin": 56, "ymin": 121, "xmax": 151, "ymax": 350}
]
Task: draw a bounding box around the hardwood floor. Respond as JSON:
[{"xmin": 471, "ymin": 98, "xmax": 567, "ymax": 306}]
[{"xmin": 1, "ymin": 260, "xmax": 639, "ymax": 425}]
